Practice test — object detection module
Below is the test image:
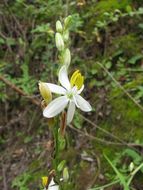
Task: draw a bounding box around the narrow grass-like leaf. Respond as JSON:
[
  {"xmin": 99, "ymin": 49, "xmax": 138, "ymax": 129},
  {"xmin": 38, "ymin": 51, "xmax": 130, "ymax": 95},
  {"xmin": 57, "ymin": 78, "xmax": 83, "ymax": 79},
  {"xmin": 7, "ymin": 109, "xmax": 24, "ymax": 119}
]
[
  {"xmin": 104, "ymin": 154, "xmax": 129, "ymax": 190},
  {"xmin": 90, "ymin": 179, "xmax": 119, "ymax": 190}
]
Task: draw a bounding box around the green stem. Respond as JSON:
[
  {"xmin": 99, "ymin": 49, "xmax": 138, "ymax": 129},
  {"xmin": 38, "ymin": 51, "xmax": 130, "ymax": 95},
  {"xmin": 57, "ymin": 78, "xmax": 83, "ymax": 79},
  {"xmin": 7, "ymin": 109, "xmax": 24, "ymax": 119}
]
[
  {"xmin": 104, "ymin": 154, "xmax": 129, "ymax": 190},
  {"xmin": 90, "ymin": 179, "xmax": 120, "ymax": 190},
  {"xmin": 127, "ymin": 162, "xmax": 143, "ymax": 186},
  {"xmin": 52, "ymin": 119, "xmax": 60, "ymax": 171}
]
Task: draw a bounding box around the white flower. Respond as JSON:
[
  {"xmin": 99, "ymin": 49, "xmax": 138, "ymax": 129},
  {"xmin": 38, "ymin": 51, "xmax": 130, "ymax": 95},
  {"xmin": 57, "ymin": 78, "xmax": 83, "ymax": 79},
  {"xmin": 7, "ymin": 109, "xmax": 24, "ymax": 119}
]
[
  {"xmin": 43, "ymin": 66, "xmax": 92, "ymax": 124},
  {"xmin": 48, "ymin": 178, "xmax": 59, "ymax": 190}
]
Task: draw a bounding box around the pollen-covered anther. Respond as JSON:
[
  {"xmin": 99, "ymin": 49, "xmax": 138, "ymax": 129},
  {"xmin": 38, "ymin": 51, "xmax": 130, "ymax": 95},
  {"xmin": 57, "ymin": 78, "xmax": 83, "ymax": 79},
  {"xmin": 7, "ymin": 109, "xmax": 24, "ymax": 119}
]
[
  {"xmin": 42, "ymin": 176, "xmax": 48, "ymax": 187},
  {"xmin": 70, "ymin": 70, "xmax": 84, "ymax": 90}
]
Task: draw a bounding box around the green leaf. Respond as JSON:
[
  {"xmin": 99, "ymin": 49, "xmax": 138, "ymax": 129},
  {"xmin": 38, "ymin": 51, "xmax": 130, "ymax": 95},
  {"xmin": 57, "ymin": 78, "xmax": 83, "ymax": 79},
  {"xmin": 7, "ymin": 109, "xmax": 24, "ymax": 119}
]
[
  {"xmin": 105, "ymin": 61, "xmax": 112, "ymax": 69},
  {"xmin": 123, "ymin": 148, "xmax": 142, "ymax": 165},
  {"xmin": 126, "ymin": 5, "xmax": 132, "ymax": 13},
  {"xmin": 24, "ymin": 136, "xmax": 33, "ymax": 144},
  {"xmin": 104, "ymin": 154, "xmax": 129, "ymax": 190},
  {"xmin": 0, "ymin": 38, "xmax": 5, "ymax": 44},
  {"xmin": 73, "ymin": 112, "xmax": 83, "ymax": 129},
  {"xmin": 138, "ymin": 7, "xmax": 143, "ymax": 14},
  {"xmin": 6, "ymin": 37, "xmax": 16, "ymax": 46},
  {"xmin": 128, "ymin": 54, "xmax": 143, "ymax": 64},
  {"xmin": 58, "ymin": 130, "xmax": 66, "ymax": 150},
  {"xmin": 138, "ymin": 23, "xmax": 143, "ymax": 29}
]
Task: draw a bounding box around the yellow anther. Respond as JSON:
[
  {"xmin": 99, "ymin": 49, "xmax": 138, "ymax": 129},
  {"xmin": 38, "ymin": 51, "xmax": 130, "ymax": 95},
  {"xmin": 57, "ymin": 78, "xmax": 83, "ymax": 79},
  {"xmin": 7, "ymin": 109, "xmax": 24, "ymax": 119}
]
[
  {"xmin": 42, "ymin": 176, "xmax": 48, "ymax": 187},
  {"xmin": 70, "ymin": 70, "xmax": 79, "ymax": 83},
  {"xmin": 75, "ymin": 75, "xmax": 84, "ymax": 89},
  {"xmin": 70, "ymin": 70, "xmax": 84, "ymax": 90}
]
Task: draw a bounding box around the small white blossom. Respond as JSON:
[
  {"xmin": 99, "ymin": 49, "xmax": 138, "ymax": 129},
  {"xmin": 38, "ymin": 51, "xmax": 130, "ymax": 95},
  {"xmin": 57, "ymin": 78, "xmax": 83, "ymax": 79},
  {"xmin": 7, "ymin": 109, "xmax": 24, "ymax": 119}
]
[{"xmin": 43, "ymin": 66, "xmax": 92, "ymax": 124}]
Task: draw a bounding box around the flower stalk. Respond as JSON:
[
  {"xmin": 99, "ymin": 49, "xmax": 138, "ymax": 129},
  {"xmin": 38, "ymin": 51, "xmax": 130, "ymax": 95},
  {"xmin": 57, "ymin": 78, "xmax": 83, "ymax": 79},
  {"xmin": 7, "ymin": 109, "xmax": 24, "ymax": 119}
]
[{"xmin": 39, "ymin": 15, "xmax": 92, "ymax": 190}]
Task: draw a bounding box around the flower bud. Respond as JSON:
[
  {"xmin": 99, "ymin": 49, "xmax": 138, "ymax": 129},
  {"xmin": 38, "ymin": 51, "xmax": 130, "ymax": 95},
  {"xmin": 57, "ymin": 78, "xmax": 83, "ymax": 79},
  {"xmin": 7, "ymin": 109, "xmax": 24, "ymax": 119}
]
[
  {"xmin": 56, "ymin": 20, "xmax": 63, "ymax": 33},
  {"xmin": 129, "ymin": 162, "xmax": 134, "ymax": 172},
  {"xmin": 55, "ymin": 33, "xmax": 64, "ymax": 51},
  {"xmin": 63, "ymin": 30, "xmax": 69, "ymax": 42},
  {"xmin": 63, "ymin": 167, "xmax": 69, "ymax": 182},
  {"xmin": 63, "ymin": 48, "xmax": 71, "ymax": 67},
  {"xmin": 64, "ymin": 15, "xmax": 72, "ymax": 29},
  {"xmin": 39, "ymin": 81, "xmax": 52, "ymax": 104}
]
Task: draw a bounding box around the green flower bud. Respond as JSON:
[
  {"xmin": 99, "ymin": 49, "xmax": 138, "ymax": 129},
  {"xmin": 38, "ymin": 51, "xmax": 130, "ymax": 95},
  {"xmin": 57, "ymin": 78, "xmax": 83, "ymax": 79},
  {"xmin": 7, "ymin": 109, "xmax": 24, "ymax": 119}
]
[
  {"xmin": 64, "ymin": 15, "xmax": 72, "ymax": 29},
  {"xmin": 63, "ymin": 167, "xmax": 69, "ymax": 182},
  {"xmin": 129, "ymin": 162, "xmax": 134, "ymax": 172},
  {"xmin": 63, "ymin": 30, "xmax": 69, "ymax": 42},
  {"xmin": 56, "ymin": 20, "xmax": 63, "ymax": 33},
  {"xmin": 55, "ymin": 33, "xmax": 64, "ymax": 51},
  {"xmin": 57, "ymin": 160, "xmax": 66, "ymax": 172},
  {"xmin": 39, "ymin": 81, "xmax": 52, "ymax": 104},
  {"xmin": 63, "ymin": 48, "xmax": 71, "ymax": 67}
]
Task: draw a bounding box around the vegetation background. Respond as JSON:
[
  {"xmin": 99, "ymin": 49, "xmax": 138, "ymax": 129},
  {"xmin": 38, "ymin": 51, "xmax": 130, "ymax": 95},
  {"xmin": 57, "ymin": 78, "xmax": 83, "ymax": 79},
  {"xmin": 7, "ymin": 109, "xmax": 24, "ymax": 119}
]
[{"xmin": 0, "ymin": 0, "xmax": 143, "ymax": 189}]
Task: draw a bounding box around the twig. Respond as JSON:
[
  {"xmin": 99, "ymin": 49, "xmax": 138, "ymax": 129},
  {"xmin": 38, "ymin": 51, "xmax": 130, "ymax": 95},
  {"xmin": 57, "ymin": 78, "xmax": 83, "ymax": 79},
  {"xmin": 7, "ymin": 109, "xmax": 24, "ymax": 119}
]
[
  {"xmin": 0, "ymin": 31, "xmax": 7, "ymax": 40},
  {"xmin": 69, "ymin": 124, "xmax": 143, "ymax": 148},
  {"xmin": 89, "ymin": 179, "xmax": 120, "ymax": 190},
  {"xmin": 87, "ymin": 154, "xmax": 101, "ymax": 189},
  {"xmin": 3, "ymin": 0, "xmax": 25, "ymax": 37},
  {"xmin": 69, "ymin": 124, "xmax": 125, "ymax": 146},
  {"xmin": 0, "ymin": 31, "xmax": 13, "ymax": 52},
  {"xmin": 65, "ymin": 0, "xmax": 69, "ymax": 17},
  {"xmin": 80, "ymin": 113, "xmax": 126, "ymax": 144},
  {"xmin": 103, "ymin": 27, "xmax": 109, "ymax": 57},
  {"xmin": 0, "ymin": 75, "xmax": 40, "ymax": 106},
  {"xmin": 0, "ymin": 111, "xmax": 27, "ymax": 134},
  {"xmin": 96, "ymin": 61, "xmax": 143, "ymax": 112},
  {"xmin": 1, "ymin": 162, "xmax": 8, "ymax": 190},
  {"xmin": 28, "ymin": 108, "xmax": 39, "ymax": 132}
]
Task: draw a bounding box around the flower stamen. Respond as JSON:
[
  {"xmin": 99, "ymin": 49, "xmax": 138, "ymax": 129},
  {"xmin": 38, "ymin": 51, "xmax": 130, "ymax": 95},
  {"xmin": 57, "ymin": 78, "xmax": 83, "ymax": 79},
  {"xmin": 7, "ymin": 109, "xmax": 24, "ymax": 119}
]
[
  {"xmin": 42, "ymin": 176, "xmax": 48, "ymax": 187},
  {"xmin": 70, "ymin": 70, "xmax": 84, "ymax": 90}
]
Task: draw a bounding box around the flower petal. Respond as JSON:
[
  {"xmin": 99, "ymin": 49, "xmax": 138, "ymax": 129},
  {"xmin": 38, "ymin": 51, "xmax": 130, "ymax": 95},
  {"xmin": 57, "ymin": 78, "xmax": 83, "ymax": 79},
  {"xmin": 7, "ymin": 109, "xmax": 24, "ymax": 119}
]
[
  {"xmin": 75, "ymin": 95, "xmax": 92, "ymax": 112},
  {"xmin": 43, "ymin": 96, "xmax": 68, "ymax": 118},
  {"xmin": 77, "ymin": 85, "xmax": 84, "ymax": 94},
  {"xmin": 48, "ymin": 185, "xmax": 59, "ymax": 190},
  {"xmin": 67, "ymin": 101, "xmax": 76, "ymax": 124},
  {"xmin": 48, "ymin": 179, "xmax": 59, "ymax": 190},
  {"xmin": 45, "ymin": 83, "xmax": 66, "ymax": 94},
  {"xmin": 73, "ymin": 95, "xmax": 79, "ymax": 108},
  {"xmin": 59, "ymin": 66, "xmax": 71, "ymax": 90}
]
